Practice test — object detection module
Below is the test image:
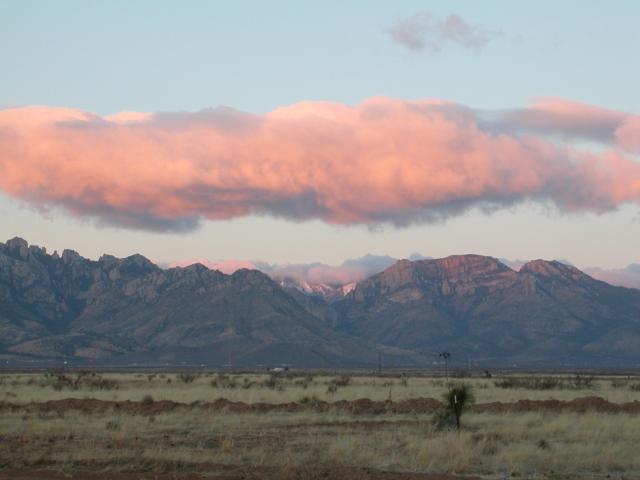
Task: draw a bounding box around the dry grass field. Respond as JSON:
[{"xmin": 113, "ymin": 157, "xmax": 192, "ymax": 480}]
[{"xmin": 1, "ymin": 370, "xmax": 640, "ymax": 479}]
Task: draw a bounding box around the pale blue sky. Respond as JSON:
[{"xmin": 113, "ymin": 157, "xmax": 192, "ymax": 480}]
[{"xmin": 1, "ymin": 1, "xmax": 639, "ymax": 268}]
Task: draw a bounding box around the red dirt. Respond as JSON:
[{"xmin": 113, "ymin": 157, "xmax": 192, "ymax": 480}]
[
  {"xmin": 0, "ymin": 466, "xmax": 478, "ymax": 480},
  {"xmin": 0, "ymin": 397, "xmax": 443, "ymax": 416},
  {"xmin": 472, "ymin": 396, "xmax": 640, "ymax": 414},
  {"xmin": 1, "ymin": 395, "xmax": 638, "ymax": 416}
]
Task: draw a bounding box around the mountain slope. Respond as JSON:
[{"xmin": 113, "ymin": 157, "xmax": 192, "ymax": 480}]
[
  {"xmin": 336, "ymin": 255, "xmax": 640, "ymax": 364},
  {"xmin": 0, "ymin": 238, "xmax": 375, "ymax": 366}
]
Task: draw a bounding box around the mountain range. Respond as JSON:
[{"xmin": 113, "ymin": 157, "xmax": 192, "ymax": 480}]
[
  {"xmin": 2, "ymin": 237, "xmax": 640, "ymax": 368},
  {"xmin": 170, "ymin": 255, "xmax": 640, "ymax": 298}
]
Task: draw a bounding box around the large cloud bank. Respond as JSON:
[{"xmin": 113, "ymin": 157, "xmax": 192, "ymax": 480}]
[{"xmin": 1, "ymin": 97, "xmax": 639, "ymax": 232}]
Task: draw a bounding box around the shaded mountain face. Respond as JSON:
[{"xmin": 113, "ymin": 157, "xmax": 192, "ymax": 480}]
[
  {"xmin": 2, "ymin": 237, "xmax": 640, "ymax": 367},
  {"xmin": 0, "ymin": 238, "xmax": 375, "ymax": 366},
  {"xmin": 336, "ymin": 255, "xmax": 640, "ymax": 364}
]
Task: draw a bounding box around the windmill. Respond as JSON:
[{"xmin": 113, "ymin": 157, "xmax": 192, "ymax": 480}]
[{"xmin": 439, "ymin": 351, "xmax": 451, "ymax": 389}]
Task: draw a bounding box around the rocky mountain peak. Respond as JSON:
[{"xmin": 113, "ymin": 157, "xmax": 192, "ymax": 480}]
[
  {"xmin": 177, "ymin": 263, "xmax": 210, "ymax": 273},
  {"xmin": 120, "ymin": 254, "xmax": 158, "ymax": 272},
  {"xmin": 520, "ymin": 259, "xmax": 584, "ymax": 280},
  {"xmin": 61, "ymin": 249, "xmax": 82, "ymax": 264},
  {"xmin": 231, "ymin": 267, "xmax": 273, "ymax": 285},
  {"xmin": 98, "ymin": 254, "xmax": 119, "ymax": 269},
  {"xmin": 3, "ymin": 237, "xmax": 30, "ymax": 259},
  {"xmin": 432, "ymin": 254, "xmax": 508, "ymax": 276}
]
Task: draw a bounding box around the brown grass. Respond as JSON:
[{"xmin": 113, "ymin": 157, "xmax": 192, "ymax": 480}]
[{"xmin": 1, "ymin": 371, "xmax": 639, "ymax": 478}]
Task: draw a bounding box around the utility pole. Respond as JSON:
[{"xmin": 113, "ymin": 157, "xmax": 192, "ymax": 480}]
[{"xmin": 377, "ymin": 350, "xmax": 382, "ymax": 375}]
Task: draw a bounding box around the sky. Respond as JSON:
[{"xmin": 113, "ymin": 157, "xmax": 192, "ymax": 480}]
[{"xmin": 1, "ymin": 0, "xmax": 639, "ymax": 272}]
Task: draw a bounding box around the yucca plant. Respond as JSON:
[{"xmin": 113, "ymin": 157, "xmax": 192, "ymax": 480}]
[{"xmin": 443, "ymin": 383, "xmax": 474, "ymax": 430}]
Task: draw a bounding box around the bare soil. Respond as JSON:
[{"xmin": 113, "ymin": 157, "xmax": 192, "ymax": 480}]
[
  {"xmin": 2, "ymin": 395, "xmax": 639, "ymax": 416},
  {"xmin": 0, "ymin": 466, "xmax": 478, "ymax": 480}
]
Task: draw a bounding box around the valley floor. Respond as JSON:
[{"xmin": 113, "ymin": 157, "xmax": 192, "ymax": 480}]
[{"xmin": 1, "ymin": 371, "xmax": 640, "ymax": 479}]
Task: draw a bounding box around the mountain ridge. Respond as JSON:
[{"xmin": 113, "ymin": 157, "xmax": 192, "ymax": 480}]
[
  {"xmin": 336, "ymin": 254, "xmax": 640, "ymax": 364},
  {"xmin": 2, "ymin": 237, "xmax": 640, "ymax": 367}
]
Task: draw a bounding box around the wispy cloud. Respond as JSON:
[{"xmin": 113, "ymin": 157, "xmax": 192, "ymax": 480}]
[
  {"xmin": 387, "ymin": 12, "xmax": 496, "ymax": 53},
  {"xmin": 0, "ymin": 97, "xmax": 639, "ymax": 232},
  {"xmin": 584, "ymin": 264, "xmax": 640, "ymax": 290},
  {"xmin": 169, "ymin": 254, "xmax": 404, "ymax": 287}
]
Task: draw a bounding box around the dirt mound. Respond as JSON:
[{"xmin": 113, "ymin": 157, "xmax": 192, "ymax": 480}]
[
  {"xmin": 29, "ymin": 398, "xmax": 182, "ymax": 415},
  {"xmin": 394, "ymin": 397, "xmax": 442, "ymax": 413},
  {"xmin": 473, "ymin": 396, "xmax": 640, "ymax": 414},
  {"xmin": 0, "ymin": 397, "xmax": 443, "ymax": 416},
  {"xmin": 2, "ymin": 395, "xmax": 639, "ymax": 416},
  {"xmin": 0, "ymin": 466, "xmax": 478, "ymax": 480}
]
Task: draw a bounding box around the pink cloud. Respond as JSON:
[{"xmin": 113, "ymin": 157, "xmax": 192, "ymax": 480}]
[
  {"xmin": 616, "ymin": 117, "xmax": 640, "ymax": 153},
  {"xmin": 585, "ymin": 265, "xmax": 640, "ymax": 290},
  {"xmin": 0, "ymin": 97, "xmax": 639, "ymax": 232},
  {"xmin": 502, "ymin": 98, "xmax": 640, "ymax": 152},
  {"xmin": 509, "ymin": 98, "xmax": 626, "ymax": 138}
]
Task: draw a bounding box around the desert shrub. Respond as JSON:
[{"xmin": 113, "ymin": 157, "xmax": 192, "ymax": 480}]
[
  {"xmin": 298, "ymin": 395, "xmax": 319, "ymax": 404},
  {"xmin": 571, "ymin": 374, "xmax": 595, "ymax": 389},
  {"xmin": 324, "ymin": 374, "xmax": 351, "ymax": 394},
  {"xmin": 47, "ymin": 372, "xmax": 118, "ymax": 391},
  {"xmin": 178, "ymin": 373, "xmax": 197, "ymax": 383},
  {"xmin": 494, "ymin": 375, "xmax": 595, "ymax": 390},
  {"xmin": 630, "ymin": 383, "xmax": 640, "ymax": 391},
  {"xmin": 105, "ymin": 420, "xmax": 119, "ymax": 431},
  {"xmin": 494, "ymin": 376, "xmax": 562, "ymax": 390},
  {"xmin": 141, "ymin": 394, "xmax": 154, "ymax": 405},
  {"xmin": 293, "ymin": 374, "xmax": 315, "ymax": 389},
  {"xmin": 537, "ymin": 439, "xmax": 551, "ymax": 450},
  {"xmin": 211, "ymin": 374, "xmax": 238, "ymax": 389},
  {"xmin": 50, "ymin": 374, "xmax": 75, "ymax": 391},
  {"xmin": 262, "ymin": 374, "xmax": 281, "ymax": 390},
  {"xmin": 241, "ymin": 377, "xmax": 255, "ymax": 389},
  {"xmin": 84, "ymin": 376, "xmax": 119, "ymax": 390},
  {"xmin": 293, "ymin": 379, "xmax": 309, "ymax": 389},
  {"xmin": 332, "ymin": 375, "xmax": 351, "ymax": 387}
]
